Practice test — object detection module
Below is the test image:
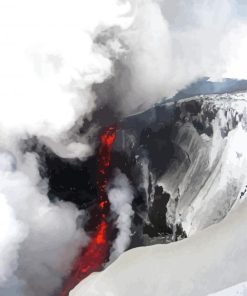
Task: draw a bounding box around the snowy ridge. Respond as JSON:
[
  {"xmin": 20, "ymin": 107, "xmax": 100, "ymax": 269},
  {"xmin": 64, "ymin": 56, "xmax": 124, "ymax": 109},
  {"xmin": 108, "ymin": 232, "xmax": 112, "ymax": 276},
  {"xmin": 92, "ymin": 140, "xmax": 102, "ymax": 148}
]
[
  {"xmin": 207, "ymin": 282, "xmax": 247, "ymax": 296},
  {"xmin": 70, "ymin": 199, "xmax": 247, "ymax": 296}
]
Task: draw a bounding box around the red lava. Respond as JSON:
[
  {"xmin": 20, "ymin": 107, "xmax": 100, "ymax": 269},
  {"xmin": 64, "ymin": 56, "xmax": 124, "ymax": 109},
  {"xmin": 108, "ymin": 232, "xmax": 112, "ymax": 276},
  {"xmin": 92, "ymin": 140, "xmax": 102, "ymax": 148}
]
[{"xmin": 59, "ymin": 126, "xmax": 116, "ymax": 296}]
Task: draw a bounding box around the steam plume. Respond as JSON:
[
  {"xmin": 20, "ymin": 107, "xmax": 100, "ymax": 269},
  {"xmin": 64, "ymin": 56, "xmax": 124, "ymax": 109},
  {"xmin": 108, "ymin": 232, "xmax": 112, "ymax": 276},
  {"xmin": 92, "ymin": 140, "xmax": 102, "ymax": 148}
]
[
  {"xmin": 0, "ymin": 0, "xmax": 132, "ymax": 155},
  {"xmin": 0, "ymin": 151, "xmax": 88, "ymax": 296},
  {"xmin": 108, "ymin": 169, "xmax": 134, "ymax": 262},
  {"xmin": 99, "ymin": 0, "xmax": 247, "ymax": 114}
]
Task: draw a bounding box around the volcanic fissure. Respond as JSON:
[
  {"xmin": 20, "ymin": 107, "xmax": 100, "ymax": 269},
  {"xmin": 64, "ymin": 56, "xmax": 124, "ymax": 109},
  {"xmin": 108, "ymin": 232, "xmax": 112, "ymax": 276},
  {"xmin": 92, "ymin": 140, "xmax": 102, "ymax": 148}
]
[{"xmin": 59, "ymin": 126, "xmax": 116, "ymax": 296}]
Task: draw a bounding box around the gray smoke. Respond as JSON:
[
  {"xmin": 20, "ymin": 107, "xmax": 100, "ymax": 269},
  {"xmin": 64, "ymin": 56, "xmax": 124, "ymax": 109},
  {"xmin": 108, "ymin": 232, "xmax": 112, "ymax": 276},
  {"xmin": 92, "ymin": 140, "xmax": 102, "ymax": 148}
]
[{"xmin": 97, "ymin": 0, "xmax": 247, "ymax": 114}]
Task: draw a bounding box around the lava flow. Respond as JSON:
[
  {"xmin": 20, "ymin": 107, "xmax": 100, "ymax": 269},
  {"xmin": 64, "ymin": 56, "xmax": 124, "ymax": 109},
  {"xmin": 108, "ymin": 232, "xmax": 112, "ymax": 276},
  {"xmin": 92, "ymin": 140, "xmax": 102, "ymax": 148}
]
[{"xmin": 59, "ymin": 126, "xmax": 116, "ymax": 296}]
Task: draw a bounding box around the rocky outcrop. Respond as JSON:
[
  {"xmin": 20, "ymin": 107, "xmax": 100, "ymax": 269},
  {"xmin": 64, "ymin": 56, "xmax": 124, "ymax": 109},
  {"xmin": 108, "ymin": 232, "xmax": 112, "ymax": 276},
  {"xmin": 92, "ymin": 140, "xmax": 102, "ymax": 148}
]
[{"xmin": 113, "ymin": 92, "xmax": 247, "ymax": 242}]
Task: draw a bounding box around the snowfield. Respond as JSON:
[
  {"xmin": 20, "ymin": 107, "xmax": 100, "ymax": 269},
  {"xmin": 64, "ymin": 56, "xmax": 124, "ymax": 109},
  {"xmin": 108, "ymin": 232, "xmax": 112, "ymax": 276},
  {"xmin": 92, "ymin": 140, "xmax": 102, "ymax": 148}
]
[
  {"xmin": 70, "ymin": 197, "xmax": 247, "ymax": 296},
  {"xmin": 207, "ymin": 282, "xmax": 247, "ymax": 296}
]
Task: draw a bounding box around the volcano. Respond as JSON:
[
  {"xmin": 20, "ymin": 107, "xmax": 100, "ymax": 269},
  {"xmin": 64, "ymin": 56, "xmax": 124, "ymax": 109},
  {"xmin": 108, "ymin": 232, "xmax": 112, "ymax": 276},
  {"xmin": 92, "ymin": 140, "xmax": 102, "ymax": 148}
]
[{"xmin": 1, "ymin": 0, "xmax": 247, "ymax": 294}]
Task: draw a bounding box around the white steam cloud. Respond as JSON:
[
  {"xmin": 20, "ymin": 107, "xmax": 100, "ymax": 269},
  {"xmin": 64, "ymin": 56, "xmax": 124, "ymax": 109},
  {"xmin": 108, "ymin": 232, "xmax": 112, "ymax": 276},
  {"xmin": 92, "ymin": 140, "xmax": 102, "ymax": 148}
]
[
  {"xmin": 0, "ymin": 1, "xmax": 132, "ymax": 295},
  {"xmin": 0, "ymin": 0, "xmax": 132, "ymax": 157},
  {"xmin": 109, "ymin": 0, "xmax": 247, "ymax": 114},
  {"xmin": 0, "ymin": 151, "xmax": 88, "ymax": 296},
  {"xmin": 108, "ymin": 169, "xmax": 134, "ymax": 262},
  {"xmin": 1, "ymin": 0, "xmax": 247, "ymax": 131}
]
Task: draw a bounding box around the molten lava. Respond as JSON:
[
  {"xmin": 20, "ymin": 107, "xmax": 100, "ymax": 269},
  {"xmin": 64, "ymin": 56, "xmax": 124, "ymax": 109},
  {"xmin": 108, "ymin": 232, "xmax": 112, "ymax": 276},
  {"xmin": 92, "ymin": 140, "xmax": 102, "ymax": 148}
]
[{"xmin": 59, "ymin": 126, "xmax": 116, "ymax": 296}]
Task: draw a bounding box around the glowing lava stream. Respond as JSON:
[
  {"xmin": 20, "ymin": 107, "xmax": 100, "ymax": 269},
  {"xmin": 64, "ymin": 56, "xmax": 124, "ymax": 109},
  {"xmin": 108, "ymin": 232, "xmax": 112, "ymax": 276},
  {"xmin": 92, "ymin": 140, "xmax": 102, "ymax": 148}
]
[{"xmin": 59, "ymin": 126, "xmax": 116, "ymax": 296}]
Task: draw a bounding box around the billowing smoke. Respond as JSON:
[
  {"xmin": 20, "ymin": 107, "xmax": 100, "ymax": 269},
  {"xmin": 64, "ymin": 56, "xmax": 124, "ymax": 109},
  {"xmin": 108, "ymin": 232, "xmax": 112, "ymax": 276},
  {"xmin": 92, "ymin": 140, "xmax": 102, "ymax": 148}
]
[
  {"xmin": 1, "ymin": 0, "xmax": 247, "ymax": 131},
  {"xmin": 0, "ymin": 0, "xmax": 132, "ymax": 156},
  {"xmin": 0, "ymin": 1, "xmax": 132, "ymax": 295},
  {"xmin": 1, "ymin": 0, "xmax": 247, "ymax": 137},
  {"xmin": 0, "ymin": 151, "xmax": 88, "ymax": 296},
  {"xmin": 108, "ymin": 169, "xmax": 134, "ymax": 262},
  {"xmin": 97, "ymin": 0, "xmax": 247, "ymax": 114}
]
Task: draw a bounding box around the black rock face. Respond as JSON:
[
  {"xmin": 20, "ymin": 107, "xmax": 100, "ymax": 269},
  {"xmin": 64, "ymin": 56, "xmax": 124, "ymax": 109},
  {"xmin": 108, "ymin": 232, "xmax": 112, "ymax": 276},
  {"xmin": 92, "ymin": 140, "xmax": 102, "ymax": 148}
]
[
  {"xmin": 44, "ymin": 154, "xmax": 98, "ymax": 209},
  {"xmin": 109, "ymin": 99, "xmax": 215, "ymax": 245}
]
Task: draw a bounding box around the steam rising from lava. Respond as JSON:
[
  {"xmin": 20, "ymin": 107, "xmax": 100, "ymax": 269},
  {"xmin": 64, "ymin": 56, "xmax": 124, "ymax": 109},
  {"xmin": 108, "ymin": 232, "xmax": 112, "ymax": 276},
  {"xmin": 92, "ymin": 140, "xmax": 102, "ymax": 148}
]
[
  {"xmin": 108, "ymin": 169, "xmax": 135, "ymax": 262},
  {"xmin": 0, "ymin": 152, "xmax": 88, "ymax": 296}
]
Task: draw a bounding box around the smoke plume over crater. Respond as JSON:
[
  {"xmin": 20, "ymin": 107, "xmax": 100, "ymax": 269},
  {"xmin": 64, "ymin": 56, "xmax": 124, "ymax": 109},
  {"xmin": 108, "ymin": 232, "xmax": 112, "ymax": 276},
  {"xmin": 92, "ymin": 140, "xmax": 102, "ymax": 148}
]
[{"xmin": 94, "ymin": 0, "xmax": 247, "ymax": 115}]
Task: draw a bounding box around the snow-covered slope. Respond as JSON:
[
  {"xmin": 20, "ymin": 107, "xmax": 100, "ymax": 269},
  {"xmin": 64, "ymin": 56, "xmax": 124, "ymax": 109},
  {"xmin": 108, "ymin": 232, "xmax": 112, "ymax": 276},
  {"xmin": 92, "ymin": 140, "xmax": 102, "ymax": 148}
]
[
  {"xmin": 207, "ymin": 282, "xmax": 247, "ymax": 296},
  {"xmin": 70, "ymin": 198, "xmax": 247, "ymax": 296},
  {"xmin": 113, "ymin": 92, "xmax": 247, "ymax": 242},
  {"xmin": 160, "ymin": 93, "xmax": 247, "ymax": 235}
]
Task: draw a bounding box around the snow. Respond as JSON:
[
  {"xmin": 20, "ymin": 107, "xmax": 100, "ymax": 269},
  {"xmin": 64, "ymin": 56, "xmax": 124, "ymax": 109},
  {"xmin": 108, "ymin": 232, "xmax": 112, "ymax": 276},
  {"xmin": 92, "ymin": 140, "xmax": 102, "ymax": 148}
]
[
  {"xmin": 207, "ymin": 282, "xmax": 247, "ymax": 296},
  {"xmin": 159, "ymin": 93, "xmax": 247, "ymax": 235},
  {"xmin": 70, "ymin": 198, "xmax": 247, "ymax": 296}
]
